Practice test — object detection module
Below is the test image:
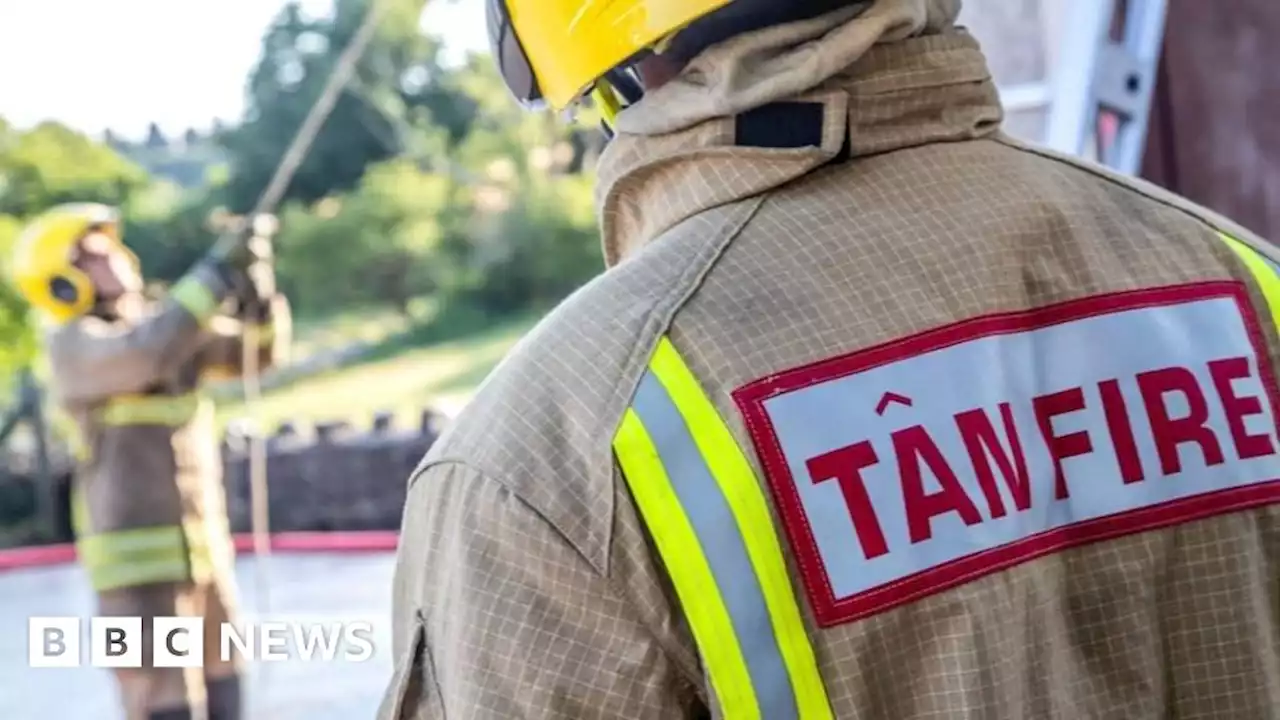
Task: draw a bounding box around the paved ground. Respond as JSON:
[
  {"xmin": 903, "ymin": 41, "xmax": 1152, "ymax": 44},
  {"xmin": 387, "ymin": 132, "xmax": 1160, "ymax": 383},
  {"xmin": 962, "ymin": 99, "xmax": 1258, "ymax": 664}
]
[{"xmin": 0, "ymin": 553, "xmax": 397, "ymax": 719}]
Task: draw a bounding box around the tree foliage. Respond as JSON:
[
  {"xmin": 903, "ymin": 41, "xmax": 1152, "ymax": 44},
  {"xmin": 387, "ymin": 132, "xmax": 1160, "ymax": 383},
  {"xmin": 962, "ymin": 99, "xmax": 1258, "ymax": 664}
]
[
  {"xmin": 0, "ymin": 122, "xmax": 151, "ymax": 386},
  {"xmin": 0, "ymin": 214, "xmax": 38, "ymax": 390},
  {"xmin": 218, "ymin": 0, "xmax": 477, "ymax": 212},
  {"xmin": 275, "ymin": 158, "xmax": 468, "ymax": 314},
  {"xmin": 0, "ymin": 0, "xmax": 610, "ymax": 389},
  {"xmin": 0, "ymin": 121, "xmax": 148, "ymax": 218}
]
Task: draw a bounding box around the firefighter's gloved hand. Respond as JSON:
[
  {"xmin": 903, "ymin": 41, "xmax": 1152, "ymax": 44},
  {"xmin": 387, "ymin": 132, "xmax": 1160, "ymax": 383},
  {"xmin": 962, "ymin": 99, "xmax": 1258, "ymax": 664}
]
[
  {"xmin": 203, "ymin": 234, "xmax": 256, "ymax": 289},
  {"xmin": 206, "ymin": 227, "xmax": 263, "ymax": 271},
  {"xmin": 234, "ymin": 258, "xmax": 277, "ymax": 322},
  {"xmin": 204, "ymin": 225, "xmax": 275, "ymax": 303},
  {"xmin": 237, "ymin": 234, "xmax": 277, "ymax": 305}
]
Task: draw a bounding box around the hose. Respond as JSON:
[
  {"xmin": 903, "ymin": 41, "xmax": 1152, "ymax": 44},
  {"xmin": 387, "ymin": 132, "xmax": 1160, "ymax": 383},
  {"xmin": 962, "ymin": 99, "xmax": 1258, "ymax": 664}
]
[{"xmin": 215, "ymin": 0, "xmax": 390, "ymax": 712}]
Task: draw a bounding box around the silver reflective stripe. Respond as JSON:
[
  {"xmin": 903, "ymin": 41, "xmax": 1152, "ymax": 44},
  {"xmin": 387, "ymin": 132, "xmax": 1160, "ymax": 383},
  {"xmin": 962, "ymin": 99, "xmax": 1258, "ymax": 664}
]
[{"xmin": 633, "ymin": 371, "xmax": 800, "ymax": 720}]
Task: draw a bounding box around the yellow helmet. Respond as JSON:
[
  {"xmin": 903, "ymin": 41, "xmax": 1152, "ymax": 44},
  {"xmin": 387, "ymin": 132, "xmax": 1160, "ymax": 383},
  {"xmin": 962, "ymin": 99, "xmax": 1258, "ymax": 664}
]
[
  {"xmin": 486, "ymin": 0, "xmax": 860, "ymax": 123},
  {"xmin": 8, "ymin": 202, "xmax": 138, "ymax": 324}
]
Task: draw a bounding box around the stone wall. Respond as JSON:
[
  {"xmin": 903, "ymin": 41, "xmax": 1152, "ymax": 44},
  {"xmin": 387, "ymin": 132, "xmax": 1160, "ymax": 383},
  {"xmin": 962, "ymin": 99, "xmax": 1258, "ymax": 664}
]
[
  {"xmin": 0, "ymin": 409, "xmax": 446, "ymax": 548},
  {"xmin": 220, "ymin": 409, "xmax": 446, "ymax": 534},
  {"xmin": 0, "ymin": 445, "xmax": 74, "ymax": 546}
]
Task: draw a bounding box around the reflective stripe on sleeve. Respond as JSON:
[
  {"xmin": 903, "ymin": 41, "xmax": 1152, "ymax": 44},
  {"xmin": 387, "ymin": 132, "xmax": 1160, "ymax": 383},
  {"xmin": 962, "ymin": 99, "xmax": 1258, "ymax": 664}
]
[
  {"xmin": 613, "ymin": 337, "xmax": 833, "ymax": 720},
  {"xmin": 170, "ymin": 274, "xmax": 220, "ymax": 324},
  {"xmin": 248, "ymin": 323, "xmax": 275, "ymax": 346},
  {"xmin": 96, "ymin": 392, "xmax": 206, "ymax": 427}
]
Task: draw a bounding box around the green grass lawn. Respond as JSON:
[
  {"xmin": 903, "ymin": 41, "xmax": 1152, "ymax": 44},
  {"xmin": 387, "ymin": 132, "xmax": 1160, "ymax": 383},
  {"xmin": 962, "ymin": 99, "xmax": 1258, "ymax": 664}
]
[
  {"xmin": 214, "ymin": 314, "xmax": 538, "ymax": 436},
  {"xmin": 287, "ymin": 305, "xmax": 415, "ymax": 359}
]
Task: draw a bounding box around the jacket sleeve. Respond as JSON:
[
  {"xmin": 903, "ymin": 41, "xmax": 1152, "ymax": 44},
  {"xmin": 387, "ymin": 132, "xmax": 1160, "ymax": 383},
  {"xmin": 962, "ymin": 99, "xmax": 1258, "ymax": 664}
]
[
  {"xmin": 46, "ymin": 265, "xmax": 233, "ymax": 405},
  {"xmin": 196, "ymin": 294, "xmax": 293, "ymax": 380},
  {"xmin": 378, "ymin": 461, "xmax": 701, "ymax": 720}
]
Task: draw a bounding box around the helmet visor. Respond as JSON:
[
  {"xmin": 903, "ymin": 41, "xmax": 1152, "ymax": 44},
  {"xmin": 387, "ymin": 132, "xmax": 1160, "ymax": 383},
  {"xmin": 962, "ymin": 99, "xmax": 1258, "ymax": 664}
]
[{"xmin": 486, "ymin": 0, "xmax": 546, "ymax": 110}]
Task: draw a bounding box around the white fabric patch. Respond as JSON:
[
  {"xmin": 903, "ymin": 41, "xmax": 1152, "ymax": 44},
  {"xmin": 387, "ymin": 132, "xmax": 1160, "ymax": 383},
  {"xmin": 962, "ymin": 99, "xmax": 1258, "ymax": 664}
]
[{"xmin": 734, "ymin": 284, "xmax": 1280, "ymax": 626}]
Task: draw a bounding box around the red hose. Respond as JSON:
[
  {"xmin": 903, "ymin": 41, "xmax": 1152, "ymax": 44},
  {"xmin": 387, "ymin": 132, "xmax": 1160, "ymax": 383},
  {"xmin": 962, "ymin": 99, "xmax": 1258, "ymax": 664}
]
[{"xmin": 0, "ymin": 531, "xmax": 399, "ymax": 572}]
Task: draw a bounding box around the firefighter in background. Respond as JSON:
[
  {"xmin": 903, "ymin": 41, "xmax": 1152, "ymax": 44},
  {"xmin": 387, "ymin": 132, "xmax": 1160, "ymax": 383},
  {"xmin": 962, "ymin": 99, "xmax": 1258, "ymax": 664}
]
[
  {"xmin": 382, "ymin": 0, "xmax": 1280, "ymax": 717},
  {"xmin": 9, "ymin": 203, "xmax": 291, "ymax": 720}
]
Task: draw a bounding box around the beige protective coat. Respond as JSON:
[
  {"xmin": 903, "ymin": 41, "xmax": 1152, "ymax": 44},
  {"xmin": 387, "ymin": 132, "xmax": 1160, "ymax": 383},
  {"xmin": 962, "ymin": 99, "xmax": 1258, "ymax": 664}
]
[
  {"xmin": 382, "ymin": 2, "xmax": 1280, "ymax": 717},
  {"xmin": 47, "ymin": 263, "xmax": 290, "ymax": 718}
]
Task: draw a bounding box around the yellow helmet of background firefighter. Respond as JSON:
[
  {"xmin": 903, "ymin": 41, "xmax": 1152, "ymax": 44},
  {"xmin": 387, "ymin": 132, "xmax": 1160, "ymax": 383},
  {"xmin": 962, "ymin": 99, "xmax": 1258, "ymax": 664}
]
[{"xmin": 8, "ymin": 202, "xmax": 139, "ymax": 324}]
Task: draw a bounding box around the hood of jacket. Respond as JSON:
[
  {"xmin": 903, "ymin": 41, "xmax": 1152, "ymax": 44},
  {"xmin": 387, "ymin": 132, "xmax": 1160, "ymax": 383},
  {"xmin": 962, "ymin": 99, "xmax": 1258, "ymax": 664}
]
[{"xmin": 595, "ymin": 0, "xmax": 1004, "ymax": 266}]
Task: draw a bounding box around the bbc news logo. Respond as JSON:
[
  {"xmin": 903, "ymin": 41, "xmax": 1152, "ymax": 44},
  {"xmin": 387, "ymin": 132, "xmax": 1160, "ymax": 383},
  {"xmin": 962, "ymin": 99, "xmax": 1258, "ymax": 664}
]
[{"xmin": 28, "ymin": 617, "xmax": 375, "ymax": 667}]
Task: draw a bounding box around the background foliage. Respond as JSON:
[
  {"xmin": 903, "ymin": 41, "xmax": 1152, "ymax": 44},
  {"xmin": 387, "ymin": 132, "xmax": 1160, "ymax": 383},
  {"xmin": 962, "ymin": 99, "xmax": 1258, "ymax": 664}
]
[{"xmin": 0, "ymin": 0, "xmax": 609, "ymax": 393}]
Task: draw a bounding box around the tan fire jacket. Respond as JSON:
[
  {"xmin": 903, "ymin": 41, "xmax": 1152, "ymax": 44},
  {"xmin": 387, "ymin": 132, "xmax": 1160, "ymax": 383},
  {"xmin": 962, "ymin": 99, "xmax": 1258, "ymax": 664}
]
[
  {"xmin": 382, "ymin": 2, "xmax": 1280, "ymax": 718},
  {"xmin": 47, "ymin": 263, "xmax": 291, "ymax": 594}
]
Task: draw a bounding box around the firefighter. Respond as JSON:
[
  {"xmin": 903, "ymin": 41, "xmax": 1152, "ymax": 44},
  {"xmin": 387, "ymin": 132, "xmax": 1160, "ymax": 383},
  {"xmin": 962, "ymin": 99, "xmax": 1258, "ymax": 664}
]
[
  {"xmin": 382, "ymin": 0, "xmax": 1280, "ymax": 717},
  {"xmin": 9, "ymin": 203, "xmax": 291, "ymax": 720}
]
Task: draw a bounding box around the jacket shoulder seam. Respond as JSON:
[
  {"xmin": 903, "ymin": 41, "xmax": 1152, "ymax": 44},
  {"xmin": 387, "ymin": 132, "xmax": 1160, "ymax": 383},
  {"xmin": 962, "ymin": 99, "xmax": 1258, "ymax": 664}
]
[
  {"xmin": 406, "ymin": 457, "xmax": 701, "ymax": 693},
  {"xmin": 408, "ymin": 456, "xmax": 593, "ymax": 571}
]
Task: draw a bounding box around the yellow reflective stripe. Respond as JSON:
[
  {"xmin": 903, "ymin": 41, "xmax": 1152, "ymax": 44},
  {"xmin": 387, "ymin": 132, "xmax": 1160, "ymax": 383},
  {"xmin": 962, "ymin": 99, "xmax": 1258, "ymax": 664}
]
[
  {"xmin": 97, "ymin": 393, "xmax": 205, "ymax": 426},
  {"xmin": 72, "ymin": 487, "xmax": 222, "ymax": 591},
  {"xmin": 1221, "ymin": 232, "xmax": 1280, "ymax": 334},
  {"xmin": 78, "ymin": 526, "xmax": 186, "ymax": 563},
  {"xmin": 54, "ymin": 408, "xmax": 90, "ymax": 460},
  {"xmin": 247, "ymin": 322, "xmax": 275, "ymax": 345},
  {"xmin": 614, "ymin": 409, "xmax": 760, "ymax": 717},
  {"xmin": 183, "ymin": 514, "xmax": 234, "ymax": 585},
  {"xmin": 202, "ymin": 364, "xmax": 240, "ymax": 382},
  {"xmin": 171, "ymin": 274, "xmax": 219, "ymax": 323},
  {"xmin": 77, "ymin": 525, "xmax": 192, "ymax": 591},
  {"xmin": 87, "ymin": 557, "xmax": 192, "ymax": 592},
  {"xmin": 70, "ymin": 436, "xmax": 89, "ymax": 461},
  {"xmin": 71, "ymin": 482, "xmax": 90, "ymax": 537},
  {"xmin": 185, "ymin": 524, "xmax": 211, "ymax": 583},
  {"xmin": 648, "ymin": 338, "xmax": 833, "ymax": 720}
]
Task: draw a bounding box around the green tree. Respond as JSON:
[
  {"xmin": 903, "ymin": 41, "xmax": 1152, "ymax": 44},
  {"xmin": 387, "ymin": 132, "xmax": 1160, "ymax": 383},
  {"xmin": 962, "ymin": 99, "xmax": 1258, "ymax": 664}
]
[
  {"xmin": 463, "ymin": 173, "xmax": 601, "ymax": 314},
  {"xmin": 0, "ymin": 120, "xmax": 152, "ymax": 386},
  {"xmin": 448, "ymin": 53, "xmax": 604, "ymax": 180},
  {"xmin": 0, "ymin": 214, "xmax": 39, "ymax": 396},
  {"xmin": 274, "ymin": 157, "xmax": 468, "ymax": 317},
  {"xmin": 218, "ymin": 0, "xmax": 474, "ymax": 212},
  {"xmin": 119, "ymin": 181, "xmax": 218, "ymax": 283},
  {"xmin": 0, "ymin": 121, "xmax": 148, "ymax": 218}
]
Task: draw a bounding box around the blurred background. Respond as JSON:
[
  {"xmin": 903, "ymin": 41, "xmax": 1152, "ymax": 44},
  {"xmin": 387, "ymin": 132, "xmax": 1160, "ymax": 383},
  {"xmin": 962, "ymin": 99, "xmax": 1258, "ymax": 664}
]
[{"xmin": 0, "ymin": 0, "xmax": 1275, "ymax": 717}]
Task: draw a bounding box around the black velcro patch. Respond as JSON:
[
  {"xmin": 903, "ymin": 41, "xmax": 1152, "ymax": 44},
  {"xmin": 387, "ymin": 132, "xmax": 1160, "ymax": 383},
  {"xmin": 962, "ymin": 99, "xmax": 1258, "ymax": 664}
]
[{"xmin": 734, "ymin": 102, "xmax": 825, "ymax": 149}]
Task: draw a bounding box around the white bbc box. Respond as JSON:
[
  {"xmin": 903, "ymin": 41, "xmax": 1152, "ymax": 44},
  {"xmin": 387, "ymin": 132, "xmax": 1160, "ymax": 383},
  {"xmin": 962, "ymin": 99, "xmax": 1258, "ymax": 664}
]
[{"xmin": 28, "ymin": 617, "xmax": 82, "ymax": 667}]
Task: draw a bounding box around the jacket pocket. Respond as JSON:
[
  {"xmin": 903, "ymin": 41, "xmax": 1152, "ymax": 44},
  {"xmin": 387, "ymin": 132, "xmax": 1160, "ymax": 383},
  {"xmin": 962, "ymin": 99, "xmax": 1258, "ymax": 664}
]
[{"xmin": 378, "ymin": 612, "xmax": 443, "ymax": 720}]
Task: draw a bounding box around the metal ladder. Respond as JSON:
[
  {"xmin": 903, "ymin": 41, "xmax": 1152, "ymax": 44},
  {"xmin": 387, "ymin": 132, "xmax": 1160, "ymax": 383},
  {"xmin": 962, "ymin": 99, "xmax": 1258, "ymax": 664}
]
[{"xmin": 997, "ymin": 0, "xmax": 1169, "ymax": 176}]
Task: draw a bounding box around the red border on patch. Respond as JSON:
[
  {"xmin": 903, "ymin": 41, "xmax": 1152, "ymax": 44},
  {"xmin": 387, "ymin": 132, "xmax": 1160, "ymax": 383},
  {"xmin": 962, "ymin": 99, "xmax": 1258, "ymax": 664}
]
[{"xmin": 733, "ymin": 282, "xmax": 1280, "ymax": 628}]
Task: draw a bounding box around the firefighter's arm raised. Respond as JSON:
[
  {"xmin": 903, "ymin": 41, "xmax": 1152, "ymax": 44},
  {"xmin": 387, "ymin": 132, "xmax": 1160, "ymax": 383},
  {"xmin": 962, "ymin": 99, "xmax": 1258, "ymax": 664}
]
[
  {"xmin": 197, "ymin": 293, "xmax": 293, "ymax": 379},
  {"xmin": 46, "ymin": 263, "xmax": 237, "ymax": 404},
  {"xmin": 379, "ymin": 461, "xmax": 702, "ymax": 720}
]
